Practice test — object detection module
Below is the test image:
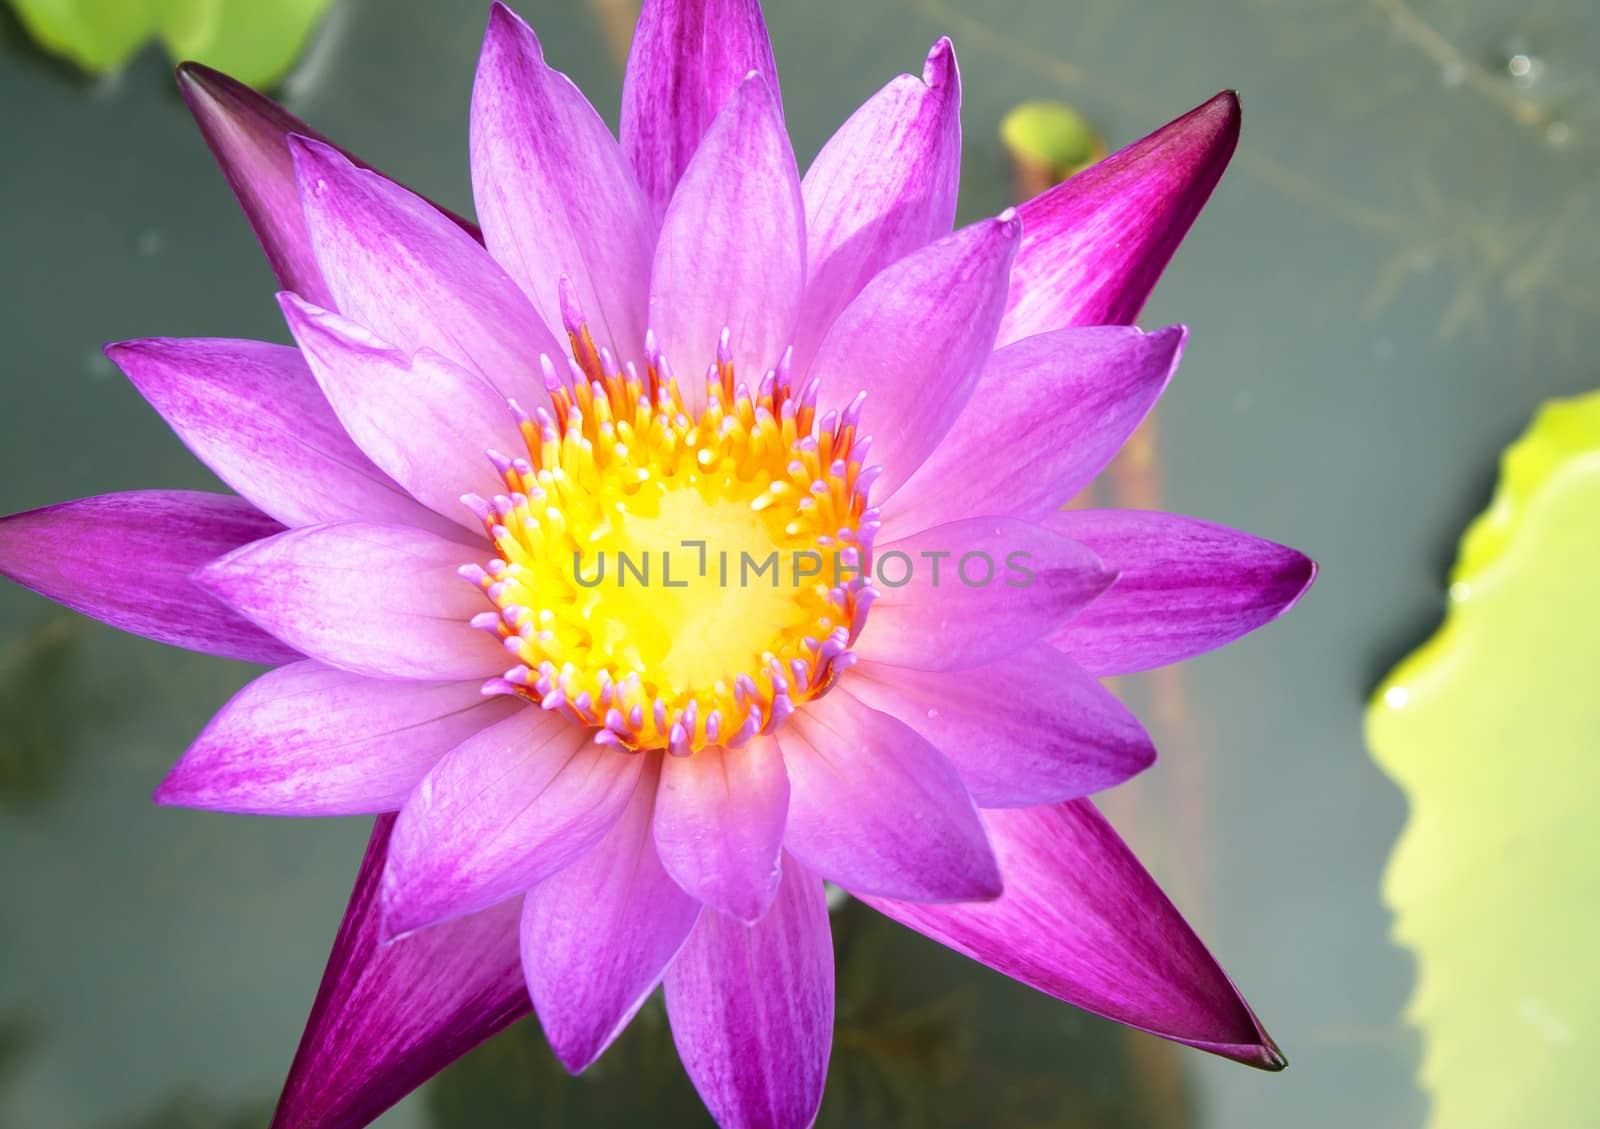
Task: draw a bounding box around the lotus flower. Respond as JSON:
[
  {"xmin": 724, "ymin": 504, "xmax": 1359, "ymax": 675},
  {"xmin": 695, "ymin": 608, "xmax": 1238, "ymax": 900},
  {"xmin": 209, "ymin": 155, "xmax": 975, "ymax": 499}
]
[{"xmin": 0, "ymin": 2, "xmax": 1316, "ymax": 1126}]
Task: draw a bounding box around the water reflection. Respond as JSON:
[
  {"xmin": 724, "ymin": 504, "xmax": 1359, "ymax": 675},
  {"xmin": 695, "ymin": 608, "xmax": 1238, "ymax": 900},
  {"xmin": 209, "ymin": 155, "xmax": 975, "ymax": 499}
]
[
  {"xmin": 0, "ymin": 618, "xmax": 101, "ymax": 811},
  {"xmin": 430, "ymin": 904, "xmax": 1197, "ymax": 1129}
]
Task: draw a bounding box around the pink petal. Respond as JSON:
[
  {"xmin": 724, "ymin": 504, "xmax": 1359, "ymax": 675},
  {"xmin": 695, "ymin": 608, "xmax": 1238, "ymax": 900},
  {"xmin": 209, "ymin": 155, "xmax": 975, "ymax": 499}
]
[
  {"xmin": 847, "ymin": 644, "xmax": 1155, "ymax": 808},
  {"xmin": 521, "ymin": 752, "xmax": 702, "ymax": 1073},
  {"xmin": 470, "ymin": 3, "xmax": 653, "ymax": 358},
  {"xmin": 156, "ymin": 661, "xmax": 518, "ymax": 816},
  {"xmin": 857, "ymin": 515, "xmax": 1114, "ymax": 672},
  {"xmin": 289, "ymin": 136, "xmax": 561, "ymax": 405},
  {"xmin": 885, "ymin": 325, "xmax": 1187, "ymax": 538},
  {"xmin": 804, "ymin": 214, "xmax": 1019, "ymax": 495},
  {"xmin": 620, "ymin": 0, "xmax": 782, "ymax": 221},
  {"xmin": 653, "ymin": 739, "xmax": 789, "ymax": 921},
  {"xmin": 0, "ymin": 490, "xmax": 297, "ymax": 664},
  {"xmin": 194, "ymin": 522, "xmax": 502, "ymax": 681},
  {"xmin": 1000, "ymin": 92, "xmax": 1241, "ymax": 344},
  {"xmin": 382, "ymin": 708, "xmax": 645, "ymax": 936},
  {"xmin": 860, "ymin": 800, "xmax": 1285, "ymax": 1069},
  {"xmin": 270, "ymin": 815, "xmax": 530, "ymax": 1129},
  {"xmin": 664, "ymin": 855, "xmax": 833, "ymax": 1129},
  {"xmin": 648, "ymin": 73, "xmax": 803, "ymax": 404},
  {"xmin": 780, "ymin": 686, "xmax": 999, "ymax": 901},
  {"xmin": 108, "ymin": 337, "xmax": 453, "ymax": 535},
  {"xmin": 794, "ymin": 37, "xmax": 961, "ymax": 369},
  {"xmin": 1043, "ymin": 509, "xmax": 1317, "ymax": 676},
  {"xmin": 279, "ymin": 294, "xmax": 520, "ymax": 532},
  {"xmin": 175, "ymin": 62, "xmax": 479, "ymax": 311}
]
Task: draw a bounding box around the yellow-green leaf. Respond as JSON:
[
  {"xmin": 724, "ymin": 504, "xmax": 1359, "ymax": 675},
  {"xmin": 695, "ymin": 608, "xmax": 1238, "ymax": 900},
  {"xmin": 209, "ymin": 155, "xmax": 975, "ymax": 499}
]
[
  {"xmin": 8, "ymin": 0, "xmax": 334, "ymax": 87},
  {"xmin": 1367, "ymin": 390, "xmax": 1600, "ymax": 1129}
]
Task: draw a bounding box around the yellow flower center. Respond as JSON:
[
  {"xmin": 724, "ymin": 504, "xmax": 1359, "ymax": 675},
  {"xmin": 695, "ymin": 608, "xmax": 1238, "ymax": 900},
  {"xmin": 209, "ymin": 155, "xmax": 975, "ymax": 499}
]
[{"xmin": 464, "ymin": 324, "xmax": 874, "ymax": 754}]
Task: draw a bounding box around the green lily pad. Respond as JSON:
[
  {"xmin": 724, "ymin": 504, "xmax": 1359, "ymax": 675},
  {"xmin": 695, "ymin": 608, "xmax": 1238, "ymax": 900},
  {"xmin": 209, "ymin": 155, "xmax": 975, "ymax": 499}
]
[
  {"xmin": 7, "ymin": 0, "xmax": 335, "ymax": 86},
  {"xmin": 1367, "ymin": 391, "xmax": 1600, "ymax": 1128}
]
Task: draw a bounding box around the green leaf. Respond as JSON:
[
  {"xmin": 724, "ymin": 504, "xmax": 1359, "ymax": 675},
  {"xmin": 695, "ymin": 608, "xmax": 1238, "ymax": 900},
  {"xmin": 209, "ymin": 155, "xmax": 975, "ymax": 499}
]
[
  {"xmin": 7, "ymin": 0, "xmax": 334, "ymax": 86},
  {"xmin": 1366, "ymin": 391, "xmax": 1600, "ymax": 1129}
]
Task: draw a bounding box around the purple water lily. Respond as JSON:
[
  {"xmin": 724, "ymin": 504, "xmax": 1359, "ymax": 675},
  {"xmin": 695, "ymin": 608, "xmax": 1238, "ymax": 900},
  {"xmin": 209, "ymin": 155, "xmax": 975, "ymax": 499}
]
[{"xmin": 0, "ymin": 2, "xmax": 1316, "ymax": 1126}]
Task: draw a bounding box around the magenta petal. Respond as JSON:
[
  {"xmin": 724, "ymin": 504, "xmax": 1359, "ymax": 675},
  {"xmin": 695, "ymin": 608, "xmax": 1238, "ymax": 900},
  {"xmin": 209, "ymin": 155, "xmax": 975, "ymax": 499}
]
[
  {"xmin": 857, "ymin": 516, "xmax": 1115, "ymax": 672},
  {"xmin": 664, "ymin": 855, "xmax": 833, "ymax": 1129},
  {"xmin": 109, "ymin": 336, "xmax": 452, "ymax": 534},
  {"xmin": 290, "ymin": 136, "xmax": 561, "ymax": 405},
  {"xmin": 794, "ymin": 37, "xmax": 961, "ymax": 369},
  {"xmin": 848, "ymin": 645, "xmax": 1155, "ymax": 808},
  {"xmin": 0, "ymin": 490, "xmax": 297, "ymax": 664},
  {"xmin": 194, "ymin": 522, "xmax": 503, "ymax": 682},
  {"xmin": 176, "ymin": 63, "xmax": 479, "ymax": 311},
  {"xmin": 470, "ymin": 3, "xmax": 653, "ymax": 358},
  {"xmin": 279, "ymin": 294, "xmax": 520, "ymax": 531},
  {"xmin": 805, "ymin": 214, "xmax": 1020, "ymax": 496},
  {"xmin": 270, "ymin": 815, "xmax": 529, "ymax": 1129},
  {"xmin": 653, "ymin": 739, "xmax": 789, "ymax": 921},
  {"xmin": 621, "ymin": 0, "xmax": 782, "ymax": 221},
  {"xmin": 859, "ymin": 800, "xmax": 1285, "ymax": 1069},
  {"xmin": 382, "ymin": 708, "xmax": 645, "ymax": 936},
  {"xmin": 780, "ymin": 687, "xmax": 999, "ymax": 902},
  {"xmin": 1000, "ymin": 92, "xmax": 1241, "ymax": 344},
  {"xmin": 1043, "ymin": 509, "xmax": 1317, "ymax": 676},
  {"xmin": 648, "ymin": 73, "xmax": 803, "ymax": 402},
  {"xmin": 522, "ymin": 752, "xmax": 702, "ymax": 1073},
  {"xmin": 885, "ymin": 325, "xmax": 1187, "ymax": 537},
  {"xmin": 156, "ymin": 661, "xmax": 518, "ymax": 816}
]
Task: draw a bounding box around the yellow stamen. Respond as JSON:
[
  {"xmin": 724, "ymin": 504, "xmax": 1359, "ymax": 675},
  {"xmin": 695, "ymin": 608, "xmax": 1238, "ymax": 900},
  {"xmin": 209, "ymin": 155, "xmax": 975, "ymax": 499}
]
[{"xmin": 466, "ymin": 328, "xmax": 873, "ymax": 754}]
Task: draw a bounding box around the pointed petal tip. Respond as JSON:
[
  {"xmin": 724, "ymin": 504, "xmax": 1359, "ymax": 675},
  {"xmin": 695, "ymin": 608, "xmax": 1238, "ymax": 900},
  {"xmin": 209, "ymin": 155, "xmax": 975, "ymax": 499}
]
[
  {"xmin": 274, "ymin": 287, "xmax": 332, "ymax": 327},
  {"xmin": 1211, "ymin": 1017, "xmax": 1287, "ymax": 1071},
  {"xmin": 922, "ymin": 36, "xmax": 957, "ymax": 87},
  {"xmin": 150, "ymin": 775, "xmax": 183, "ymax": 807},
  {"xmin": 1091, "ymin": 564, "xmax": 1122, "ymax": 604},
  {"xmin": 1192, "ymin": 90, "xmax": 1242, "ymax": 145},
  {"xmin": 150, "ymin": 760, "xmax": 203, "ymax": 809},
  {"xmin": 1287, "ymin": 552, "xmax": 1319, "ymax": 607},
  {"xmin": 1210, "ymin": 88, "xmax": 1243, "ymax": 117},
  {"xmin": 173, "ymin": 59, "xmax": 227, "ymax": 101},
  {"xmin": 374, "ymin": 868, "xmax": 426, "ymax": 945},
  {"xmin": 728, "ymin": 67, "xmax": 782, "ymax": 113},
  {"xmin": 972, "ymin": 863, "xmax": 1005, "ymax": 902},
  {"xmin": 102, "ymin": 339, "xmax": 140, "ymax": 363},
  {"xmin": 484, "ymin": 0, "xmax": 539, "ymax": 49},
  {"xmin": 285, "ymin": 130, "xmax": 338, "ymax": 170},
  {"xmin": 550, "ymin": 1044, "xmax": 595, "ymax": 1078},
  {"xmin": 1254, "ymin": 1038, "xmax": 1289, "ymax": 1072}
]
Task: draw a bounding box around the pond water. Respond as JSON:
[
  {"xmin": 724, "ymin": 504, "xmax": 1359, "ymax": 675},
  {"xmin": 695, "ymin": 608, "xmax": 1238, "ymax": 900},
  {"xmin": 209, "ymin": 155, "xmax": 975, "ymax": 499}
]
[{"xmin": 2, "ymin": 0, "xmax": 1596, "ymax": 1125}]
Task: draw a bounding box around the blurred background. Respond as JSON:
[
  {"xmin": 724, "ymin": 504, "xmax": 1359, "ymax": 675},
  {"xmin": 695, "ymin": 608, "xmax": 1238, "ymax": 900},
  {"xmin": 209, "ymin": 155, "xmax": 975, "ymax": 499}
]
[{"xmin": 1, "ymin": 0, "xmax": 1597, "ymax": 1126}]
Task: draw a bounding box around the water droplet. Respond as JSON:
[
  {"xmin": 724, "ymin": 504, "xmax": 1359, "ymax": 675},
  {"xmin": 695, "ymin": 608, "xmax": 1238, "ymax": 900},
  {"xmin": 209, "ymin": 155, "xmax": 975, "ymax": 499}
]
[
  {"xmin": 1545, "ymin": 120, "xmax": 1573, "ymax": 148},
  {"xmin": 926, "ymin": 708, "xmax": 940, "ymax": 720},
  {"xmin": 1498, "ymin": 38, "xmax": 1544, "ymax": 88},
  {"xmin": 135, "ymin": 227, "xmax": 165, "ymax": 257},
  {"xmin": 1440, "ymin": 61, "xmax": 1466, "ymax": 88}
]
